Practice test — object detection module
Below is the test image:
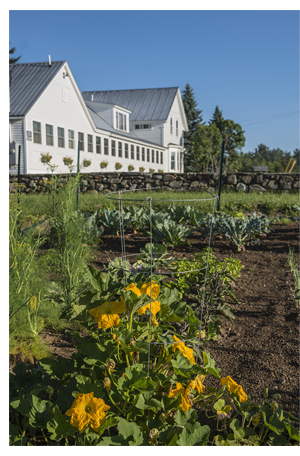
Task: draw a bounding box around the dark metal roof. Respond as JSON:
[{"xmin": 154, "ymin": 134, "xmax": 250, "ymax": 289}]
[
  {"xmin": 82, "ymin": 87, "xmax": 179, "ymax": 122},
  {"xmin": 9, "ymin": 61, "xmax": 66, "ymax": 117},
  {"xmin": 87, "ymin": 105, "xmax": 164, "ymax": 147}
]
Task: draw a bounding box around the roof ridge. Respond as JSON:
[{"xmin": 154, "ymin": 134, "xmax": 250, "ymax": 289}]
[
  {"xmin": 83, "ymin": 87, "xmax": 179, "ymax": 93},
  {"xmin": 9, "ymin": 60, "xmax": 67, "ymax": 66}
]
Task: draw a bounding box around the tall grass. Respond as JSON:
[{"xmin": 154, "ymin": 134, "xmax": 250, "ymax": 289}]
[{"xmin": 288, "ymin": 247, "xmax": 300, "ymax": 306}]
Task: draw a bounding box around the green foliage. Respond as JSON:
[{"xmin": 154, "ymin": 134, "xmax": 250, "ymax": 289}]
[{"xmin": 190, "ymin": 123, "xmax": 223, "ymax": 173}]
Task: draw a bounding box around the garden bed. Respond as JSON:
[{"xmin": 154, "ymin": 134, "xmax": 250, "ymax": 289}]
[{"xmin": 18, "ymin": 221, "xmax": 298, "ymax": 420}]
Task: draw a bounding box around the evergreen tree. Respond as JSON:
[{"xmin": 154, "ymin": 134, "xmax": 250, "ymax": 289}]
[
  {"xmin": 209, "ymin": 105, "xmax": 224, "ymax": 131},
  {"xmin": 182, "ymin": 84, "xmax": 203, "ymax": 171},
  {"xmin": 9, "ymin": 43, "xmax": 21, "ymax": 64}
]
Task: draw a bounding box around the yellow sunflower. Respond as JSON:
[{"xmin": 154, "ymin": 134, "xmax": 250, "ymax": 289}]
[{"xmin": 65, "ymin": 392, "xmax": 110, "ymax": 433}]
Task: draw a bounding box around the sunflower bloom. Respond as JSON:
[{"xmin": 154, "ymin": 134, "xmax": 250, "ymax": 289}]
[
  {"xmin": 89, "ymin": 300, "xmax": 126, "ymax": 329},
  {"xmin": 172, "ymin": 335, "xmax": 196, "ymax": 365},
  {"xmin": 188, "ymin": 374, "xmax": 206, "ymax": 394},
  {"xmin": 168, "ymin": 382, "xmax": 192, "ymax": 414},
  {"xmin": 221, "ymin": 376, "xmax": 248, "ymax": 403},
  {"xmin": 65, "ymin": 392, "xmax": 110, "ymax": 433}
]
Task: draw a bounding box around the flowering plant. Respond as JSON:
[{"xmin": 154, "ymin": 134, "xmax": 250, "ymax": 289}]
[
  {"xmin": 63, "ymin": 156, "xmax": 74, "ymax": 166},
  {"xmin": 139, "ymin": 166, "xmax": 145, "ymax": 172},
  {"xmin": 40, "ymin": 152, "xmax": 52, "ymax": 164},
  {"xmin": 158, "ymin": 169, "xmax": 164, "ymax": 173},
  {"xmin": 82, "ymin": 159, "xmax": 91, "ymax": 168},
  {"xmin": 100, "ymin": 161, "xmax": 108, "ymax": 169},
  {"xmin": 128, "ymin": 165, "xmax": 135, "ymax": 172},
  {"xmin": 115, "ymin": 162, "xmax": 122, "ymax": 170},
  {"xmin": 149, "ymin": 168, "xmax": 155, "ymax": 173}
]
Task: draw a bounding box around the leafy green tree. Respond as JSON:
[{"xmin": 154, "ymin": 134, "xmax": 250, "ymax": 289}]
[
  {"xmin": 190, "ymin": 124, "xmax": 222, "ymax": 172},
  {"xmin": 182, "ymin": 84, "xmax": 203, "ymax": 171},
  {"xmin": 209, "ymin": 107, "xmax": 245, "ymax": 172},
  {"xmin": 9, "ymin": 43, "xmax": 21, "ymax": 64}
]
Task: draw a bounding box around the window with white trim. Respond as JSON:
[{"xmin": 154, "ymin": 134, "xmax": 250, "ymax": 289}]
[
  {"xmin": 118, "ymin": 142, "xmax": 122, "ymax": 157},
  {"xmin": 68, "ymin": 130, "xmax": 74, "ymax": 149},
  {"xmin": 171, "ymin": 152, "xmax": 175, "ymax": 170},
  {"xmin": 88, "ymin": 134, "xmax": 93, "ymax": 153},
  {"xmin": 104, "ymin": 138, "xmax": 109, "ymax": 155},
  {"xmin": 135, "ymin": 124, "xmax": 152, "ymax": 129},
  {"xmin": 78, "ymin": 132, "xmax": 84, "ymax": 151},
  {"xmin": 115, "ymin": 111, "xmax": 127, "ymax": 131},
  {"xmin": 156, "ymin": 150, "xmax": 159, "ymax": 164},
  {"xmin": 160, "ymin": 151, "xmax": 163, "ymax": 165},
  {"xmin": 170, "ymin": 117, "xmax": 173, "ymax": 134},
  {"xmin": 136, "ymin": 146, "xmax": 140, "ymax": 160},
  {"xmin": 46, "ymin": 124, "xmax": 53, "ymax": 146},
  {"xmin": 177, "ymin": 152, "xmax": 180, "ymax": 171},
  {"xmin": 151, "ymin": 149, "xmax": 155, "ymax": 163},
  {"xmin": 147, "ymin": 148, "xmax": 150, "ymax": 162},
  {"xmin": 125, "ymin": 143, "xmax": 129, "ymax": 158},
  {"xmin": 131, "ymin": 145, "xmax": 134, "ymax": 160},
  {"xmin": 33, "ymin": 121, "xmax": 41, "ymax": 144},
  {"xmin": 58, "ymin": 127, "xmax": 65, "ymax": 148},
  {"xmin": 176, "ymin": 120, "xmax": 179, "ymax": 137},
  {"xmin": 96, "ymin": 136, "xmax": 101, "ymax": 154},
  {"xmin": 111, "ymin": 140, "xmax": 116, "ymax": 156},
  {"xmin": 142, "ymin": 147, "xmax": 145, "ymax": 161}
]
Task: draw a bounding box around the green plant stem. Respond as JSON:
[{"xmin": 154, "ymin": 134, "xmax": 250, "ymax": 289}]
[
  {"xmin": 41, "ymin": 428, "xmax": 48, "ymax": 444},
  {"xmin": 107, "ymin": 390, "xmax": 123, "ymax": 414}
]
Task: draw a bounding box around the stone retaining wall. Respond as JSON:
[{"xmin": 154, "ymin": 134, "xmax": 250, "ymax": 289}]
[{"xmin": 9, "ymin": 172, "xmax": 299, "ymax": 194}]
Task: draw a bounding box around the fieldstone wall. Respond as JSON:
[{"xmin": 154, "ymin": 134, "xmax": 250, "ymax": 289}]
[{"xmin": 9, "ymin": 172, "xmax": 299, "ymax": 194}]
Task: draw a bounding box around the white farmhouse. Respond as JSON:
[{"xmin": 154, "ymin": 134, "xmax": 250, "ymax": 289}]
[{"xmin": 9, "ymin": 59, "xmax": 188, "ymax": 174}]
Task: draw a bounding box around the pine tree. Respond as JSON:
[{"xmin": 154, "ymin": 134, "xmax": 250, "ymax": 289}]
[
  {"xmin": 209, "ymin": 105, "xmax": 224, "ymax": 131},
  {"xmin": 182, "ymin": 84, "xmax": 203, "ymax": 171},
  {"xmin": 9, "ymin": 43, "xmax": 21, "ymax": 64}
]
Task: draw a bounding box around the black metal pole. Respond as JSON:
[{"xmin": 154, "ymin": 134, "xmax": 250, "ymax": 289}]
[
  {"xmin": 217, "ymin": 140, "xmax": 225, "ymax": 211},
  {"xmin": 76, "ymin": 139, "xmax": 80, "ymax": 211},
  {"xmin": 17, "ymin": 144, "xmax": 21, "ymax": 207}
]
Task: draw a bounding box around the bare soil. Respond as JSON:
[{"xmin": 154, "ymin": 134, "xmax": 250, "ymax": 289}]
[{"xmin": 10, "ymin": 221, "xmax": 300, "ymax": 418}]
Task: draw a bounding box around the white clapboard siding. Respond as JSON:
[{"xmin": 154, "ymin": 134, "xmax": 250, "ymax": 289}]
[{"xmin": 10, "ymin": 119, "xmax": 25, "ymax": 174}]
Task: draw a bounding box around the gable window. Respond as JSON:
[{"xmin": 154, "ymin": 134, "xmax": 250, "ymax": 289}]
[
  {"xmin": 160, "ymin": 151, "xmax": 163, "ymax": 165},
  {"xmin": 136, "ymin": 146, "xmax": 140, "ymax": 160},
  {"xmin": 151, "ymin": 149, "xmax": 155, "ymax": 163},
  {"xmin": 176, "ymin": 120, "xmax": 179, "ymax": 137},
  {"xmin": 111, "ymin": 140, "xmax": 116, "ymax": 156},
  {"xmin": 96, "ymin": 137, "xmax": 101, "ymax": 154},
  {"xmin": 131, "ymin": 145, "xmax": 135, "ymax": 160},
  {"xmin": 104, "ymin": 138, "xmax": 109, "ymax": 155},
  {"xmin": 171, "ymin": 152, "xmax": 175, "ymax": 170},
  {"xmin": 170, "ymin": 117, "xmax": 173, "ymax": 135},
  {"xmin": 125, "ymin": 143, "xmax": 129, "ymax": 158},
  {"xmin": 135, "ymin": 124, "xmax": 152, "ymax": 129},
  {"xmin": 68, "ymin": 130, "xmax": 74, "ymax": 149},
  {"xmin": 33, "ymin": 121, "xmax": 41, "ymax": 144},
  {"xmin": 116, "ymin": 111, "xmax": 127, "ymax": 131},
  {"xmin": 118, "ymin": 142, "xmax": 123, "ymax": 157},
  {"xmin": 78, "ymin": 132, "xmax": 84, "ymax": 151},
  {"xmin": 147, "ymin": 148, "xmax": 150, "ymax": 162},
  {"xmin": 88, "ymin": 134, "xmax": 93, "ymax": 153},
  {"xmin": 46, "ymin": 124, "xmax": 53, "ymax": 146},
  {"xmin": 58, "ymin": 127, "xmax": 65, "ymax": 148},
  {"xmin": 142, "ymin": 147, "xmax": 145, "ymax": 161}
]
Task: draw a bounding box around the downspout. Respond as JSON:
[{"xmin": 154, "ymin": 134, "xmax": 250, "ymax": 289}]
[{"xmin": 22, "ymin": 117, "xmax": 27, "ymax": 174}]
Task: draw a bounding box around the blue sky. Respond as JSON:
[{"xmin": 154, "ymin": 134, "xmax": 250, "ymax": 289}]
[{"xmin": 9, "ymin": 9, "xmax": 299, "ymax": 154}]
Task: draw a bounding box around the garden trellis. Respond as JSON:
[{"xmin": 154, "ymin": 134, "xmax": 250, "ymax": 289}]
[{"xmin": 105, "ymin": 187, "xmax": 218, "ymax": 374}]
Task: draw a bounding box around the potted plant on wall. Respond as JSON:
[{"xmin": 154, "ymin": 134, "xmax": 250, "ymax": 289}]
[
  {"xmin": 82, "ymin": 159, "xmax": 91, "ymax": 168},
  {"xmin": 63, "ymin": 156, "xmax": 74, "ymax": 166},
  {"xmin": 158, "ymin": 169, "xmax": 164, "ymax": 174},
  {"xmin": 100, "ymin": 161, "xmax": 108, "ymax": 169},
  {"xmin": 128, "ymin": 165, "xmax": 135, "ymax": 172},
  {"xmin": 139, "ymin": 166, "xmax": 145, "ymax": 173},
  {"xmin": 115, "ymin": 162, "xmax": 122, "ymax": 170},
  {"xmin": 149, "ymin": 168, "xmax": 155, "ymax": 173},
  {"xmin": 40, "ymin": 152, "xmax": 52, "ymax": 164}
]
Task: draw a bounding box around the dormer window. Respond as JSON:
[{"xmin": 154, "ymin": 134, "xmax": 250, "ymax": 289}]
[
  {"xmin": 115, "ymin": 111, "xmax": 127, "ymax": 132},
  {"xmin": 135, "ymin": 124, "xmax": 152, "ymax": 130}
]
